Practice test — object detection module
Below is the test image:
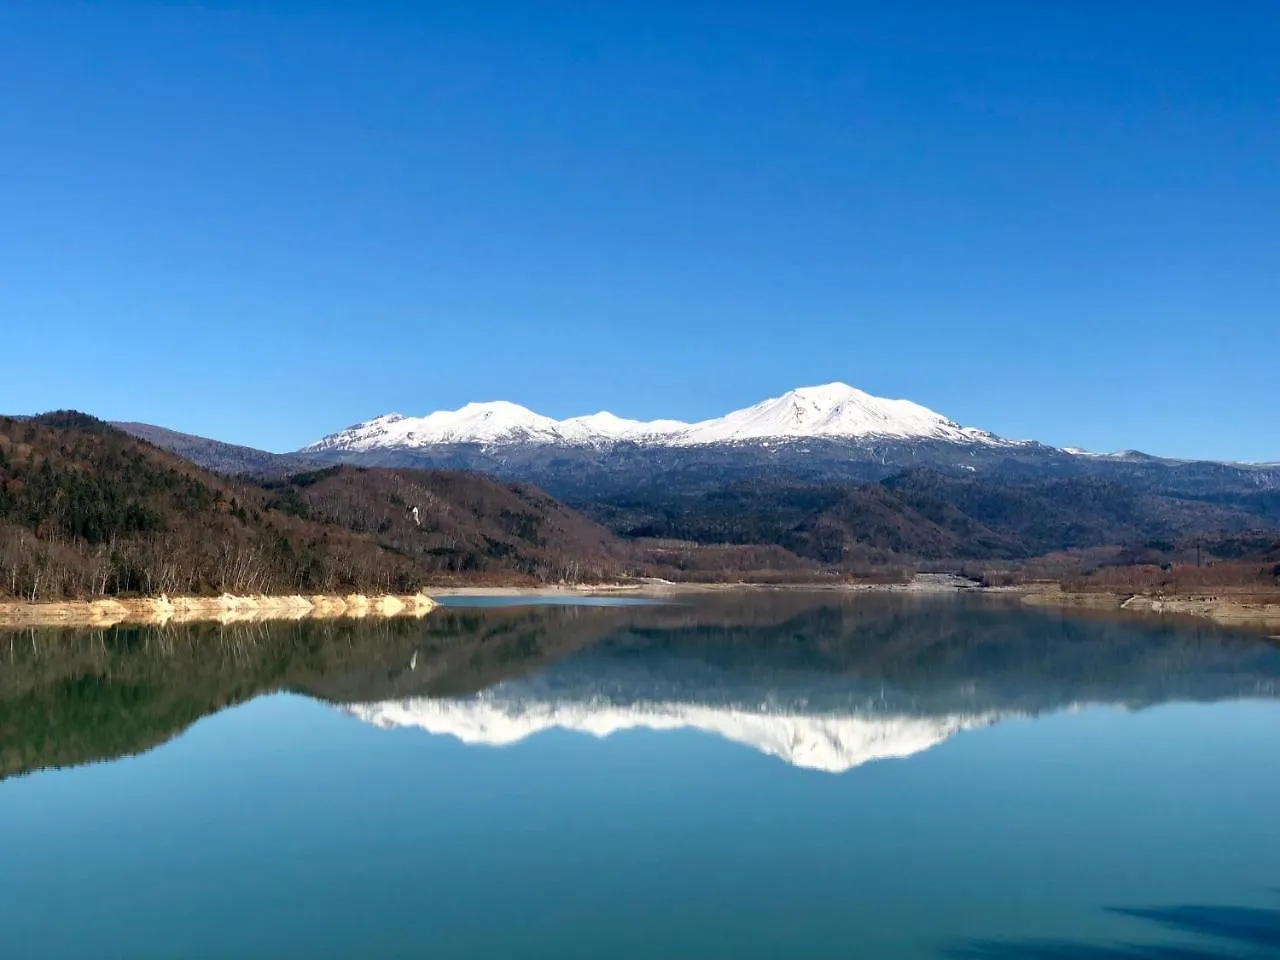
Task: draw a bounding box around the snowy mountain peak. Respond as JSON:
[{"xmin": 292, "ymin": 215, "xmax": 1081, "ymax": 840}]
[
  {"xmin": 680, "ymin": 382, "xmax": 989, "ymax": 445},
  {"xmin": 309, "ymin": 401, "xmax": 564, "ymax": 450},
  {"xmin": 788, "ymin": 381, "xmax": 866, "ymax": 403},
  {"xmin": 567, "ymin": 411, "xmax": 629, "ymax": 428},
  {"xmin": 302, "ymin": 383, "xmax": 1007, "ymax": 453}
]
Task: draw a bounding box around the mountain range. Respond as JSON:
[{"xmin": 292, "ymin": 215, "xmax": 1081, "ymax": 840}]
[
  {"xmin": 81, "ymin": 383, "xmax": 1280, "ymax": 582},
  {"xmin": 303, "ymin": 383, "xmax": 1006, "ymax": 451},
  {"xmin": 288, "ymin": 383, "xmax": 1279, "ymax": 505},
  {"xmin": 15, "ymin": 411, "xmax": 1276, "ymax": 601}
]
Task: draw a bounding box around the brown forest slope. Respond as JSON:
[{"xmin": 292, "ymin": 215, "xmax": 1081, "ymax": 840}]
[
  {"xmin": 0, "ymin": 414, "xmax": 635, "ymax": 600},
  {"xmin": 259, "ymin": 466, "xmax": 626, "ymax": 582}
]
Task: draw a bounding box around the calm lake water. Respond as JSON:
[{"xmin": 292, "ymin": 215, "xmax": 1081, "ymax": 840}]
[{"xmin": 2, "ymin": 594, "xmax": 1278, "ymax": 959}]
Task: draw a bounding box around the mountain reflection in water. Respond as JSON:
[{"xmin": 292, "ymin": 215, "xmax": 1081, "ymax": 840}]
[{"xmin": 3, "ymin": 593, "xmax": 1279, "ymax": 780}]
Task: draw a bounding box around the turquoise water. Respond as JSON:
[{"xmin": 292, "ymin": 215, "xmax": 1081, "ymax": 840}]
[{"xmin": 1, "ymin": 595, "xmax": 1278, "ymax": 958}]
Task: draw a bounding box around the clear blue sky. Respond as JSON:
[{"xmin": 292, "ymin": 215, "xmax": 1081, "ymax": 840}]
[{"xmin": 2, "ymin": 1, "xmax": 1276, "ymax": 459}]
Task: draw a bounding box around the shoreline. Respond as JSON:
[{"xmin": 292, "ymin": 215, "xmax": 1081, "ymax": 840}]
[
  {"xmin": 421, "ymin": 578, "xmax": 1280, "ymax": 633},
  {"xmin": 1017, "ymin": 587, "xmax": 1280, "ymax": 632},
  {"xmin": 0, "ymin": 592, "xmax": 437, "ymax": 628},
  {"xmin": 2, "ymin": 579, "xmax": 1277, "ymax": 634},
  {"xmin": 425, "ymin": 573, "xmax": 972, "ymax": 597}
]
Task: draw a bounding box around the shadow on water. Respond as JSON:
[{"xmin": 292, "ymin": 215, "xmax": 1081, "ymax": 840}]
[{"xmin": 944, "ymin": 900, "xmax": 1280, "ymax": 959}]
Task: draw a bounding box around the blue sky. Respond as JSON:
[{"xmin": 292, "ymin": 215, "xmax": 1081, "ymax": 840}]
[{"xmin": 2, "ymin": 1, "xmax": 1276, "ymax": 459}]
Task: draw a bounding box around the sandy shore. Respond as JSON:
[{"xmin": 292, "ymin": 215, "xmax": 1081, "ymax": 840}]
[{"xmin": 0, "ymin": 592, "xmax": 437, "ymax": 628}]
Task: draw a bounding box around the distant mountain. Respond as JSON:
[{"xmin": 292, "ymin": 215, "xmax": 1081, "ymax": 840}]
[
  {"xmin": 293, "ymin": 383, "xmax": 1279, "ymax": 504},
  {"xmin": 303, "ymin": 382, "xmax": 1008, "ymax": 451},
  {"xmin": 113, "ymin": 422, "xmax": 324, "ymax": 476},
  {"xmin": 109, "ymin": 385, "xmax": 1278, "ymax": 508},
  {"xmin": 102, "ymin": 386, "xmax": 1280, "ymax": 569}
]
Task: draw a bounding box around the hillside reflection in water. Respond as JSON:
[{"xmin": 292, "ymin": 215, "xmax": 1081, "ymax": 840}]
[{"xmin": 2, "ymin": 594, "xmax": 1279, "ymax": 960}]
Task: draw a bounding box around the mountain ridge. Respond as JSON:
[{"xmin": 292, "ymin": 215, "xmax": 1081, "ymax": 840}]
[
  {"xmin": 302, "ymin": 382, "xmax": 1010, "ymax": 453},
  {"xmin": 289, "ymin": 383, "xmax": 1278, "ymax": 507}
]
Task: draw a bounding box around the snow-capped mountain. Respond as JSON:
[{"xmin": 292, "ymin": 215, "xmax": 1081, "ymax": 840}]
[
  {"xmin": 302, "ymin": 383, "xmax": 1006, "ymax": 453},
  {"xmin": 291, "ymin": 381, "xmax": 1280, "ymax": 498},
  {"xmin": 343, "ymin": 696, "xmax": 1006, "ymax": 773}
]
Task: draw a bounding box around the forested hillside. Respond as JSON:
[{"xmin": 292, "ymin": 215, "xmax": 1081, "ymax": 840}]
[
  {"xmin": 258, "ymin": 466, "xmax": 624, "ymax": 582},
  {"xmin": 0, "ymin": 413, "xmax": 423, "ymax": 599},
  {"xmin": 0, "ymin": 414, "xmax": 630, "ymax": 600},
  {"xmin": 5, "ymin": 413, "xmax": 1277, "ymax": 601},
  {"xmin": 587, "ymin": 470, "xmax": 1277, "ymax": 564}
]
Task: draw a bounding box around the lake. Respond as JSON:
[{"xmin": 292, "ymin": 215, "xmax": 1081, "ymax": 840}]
[{"xmin": 2, "ymin": 594, "xmax": 1278, "ymax": 959}]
